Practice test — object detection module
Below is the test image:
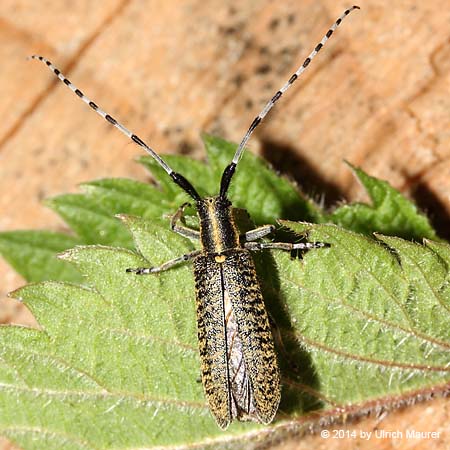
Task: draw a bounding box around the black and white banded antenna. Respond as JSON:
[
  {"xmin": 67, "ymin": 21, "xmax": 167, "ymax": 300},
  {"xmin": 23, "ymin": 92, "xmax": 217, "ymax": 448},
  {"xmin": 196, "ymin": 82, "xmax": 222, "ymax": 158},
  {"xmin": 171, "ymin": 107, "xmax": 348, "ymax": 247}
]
[
  {"xmin": 30, "ymin": 6, "xmax": 359, "ymax": 201},
  {"xmin": 28, "ymin": 55, "xmax": 201, "ymax": 201},
  {"xmin": 219, "ymin": 5, "xmax": 359, "ymax": 198}
]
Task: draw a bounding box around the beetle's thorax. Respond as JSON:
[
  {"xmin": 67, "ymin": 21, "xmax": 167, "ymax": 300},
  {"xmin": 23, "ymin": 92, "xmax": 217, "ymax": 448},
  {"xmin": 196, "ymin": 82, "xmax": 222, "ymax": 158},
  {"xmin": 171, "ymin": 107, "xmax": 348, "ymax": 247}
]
[{"xmin": 197, "ymin": 196, "xmax": 240, "ymax": 254}]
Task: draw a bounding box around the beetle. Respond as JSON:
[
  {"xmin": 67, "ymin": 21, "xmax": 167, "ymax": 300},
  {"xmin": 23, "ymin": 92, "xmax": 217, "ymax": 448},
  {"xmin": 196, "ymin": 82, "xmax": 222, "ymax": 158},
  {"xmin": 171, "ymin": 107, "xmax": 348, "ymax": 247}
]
[{"xmin": 31, "ymin": 6, "xmax": 359, "ymax": 428}]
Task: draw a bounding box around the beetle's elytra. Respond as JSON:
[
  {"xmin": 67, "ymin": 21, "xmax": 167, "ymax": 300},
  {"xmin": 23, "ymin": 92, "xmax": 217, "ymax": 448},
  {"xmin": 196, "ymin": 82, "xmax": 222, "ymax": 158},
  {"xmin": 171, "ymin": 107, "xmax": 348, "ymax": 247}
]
[{"xmin": 31, "ymin": 6, "xmax": 359, "ymax": 428}]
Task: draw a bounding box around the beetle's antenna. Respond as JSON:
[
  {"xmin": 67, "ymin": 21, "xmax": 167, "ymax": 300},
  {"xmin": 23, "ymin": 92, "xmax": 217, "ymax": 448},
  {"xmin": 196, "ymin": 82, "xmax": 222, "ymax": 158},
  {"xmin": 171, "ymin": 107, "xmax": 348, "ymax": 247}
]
[
  {"xmin": 219, "ymin": 5, "xmax": 360, "ymax": 198},
  {"xmin": 29, "ymin": 55, "xmax": 201, "ymax": 201}
]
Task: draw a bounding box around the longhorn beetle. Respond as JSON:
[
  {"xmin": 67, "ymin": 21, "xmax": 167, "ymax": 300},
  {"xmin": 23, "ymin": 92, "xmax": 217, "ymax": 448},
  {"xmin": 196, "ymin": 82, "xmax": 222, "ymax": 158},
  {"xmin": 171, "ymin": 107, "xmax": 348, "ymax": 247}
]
[{"xmin": 31, "ymin": 6, "xmax": 359, "ymax": 429}]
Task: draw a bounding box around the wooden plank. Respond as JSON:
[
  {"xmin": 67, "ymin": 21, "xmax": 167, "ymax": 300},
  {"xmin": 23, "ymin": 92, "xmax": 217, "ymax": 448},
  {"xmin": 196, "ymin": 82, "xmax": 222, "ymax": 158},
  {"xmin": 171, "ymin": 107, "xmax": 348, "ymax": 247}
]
[{"xmin": 1, "ymin": 1, "xmax": 449, "ymax": 447}]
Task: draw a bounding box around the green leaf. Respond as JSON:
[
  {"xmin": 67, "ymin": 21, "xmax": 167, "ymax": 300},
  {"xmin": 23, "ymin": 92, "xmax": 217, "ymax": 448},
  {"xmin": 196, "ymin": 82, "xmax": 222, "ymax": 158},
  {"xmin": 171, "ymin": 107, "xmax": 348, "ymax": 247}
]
[
  {"xmin": 1, "ymin": 135, "xmax": 449, "ymax": 448},
  {"xmin": 46, "ymin": 193, "xmax": 134, "ymax": 249},
  {"xmin": 81, "ymin": 178, "xmax": 168, "ymax": 221},
  {"xmin": 1, "ymin": 136, "xmax": 320, "ymax": 284},
  {"xmin": 202, "ymin": 134, "xmax": 324, "ymax": 224},
  {"xmin": 330, "ymin": 163, "xmax": 438, "ymax": 240},
  {"xmin": 138, "ymin": 152, "xmax": 217, "ymax": 199},
  {"xmin": 1, "ymin": 240, "xmax": 251, "ymax": 448},
  {"xmin": 2, "ymin": 219, "xmax": 450, "ymax": 448},
  {"xmin": 277, "ymin": 221, "xmax": 449, "ymax": 404},
  {"xmin": 0, "ymin": 231, "xmax": 81, "ymax": 282},
  {"xmin": 1, "ymin": 138, "xmax": 439, "ymax": 287}
]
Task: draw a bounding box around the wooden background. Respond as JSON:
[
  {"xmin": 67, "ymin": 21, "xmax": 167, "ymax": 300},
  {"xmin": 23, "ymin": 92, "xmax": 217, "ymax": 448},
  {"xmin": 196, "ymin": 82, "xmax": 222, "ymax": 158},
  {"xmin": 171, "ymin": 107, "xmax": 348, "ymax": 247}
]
[{"xmin": 0, "ymin": 1, "xmax": 449, "ymax": 449}]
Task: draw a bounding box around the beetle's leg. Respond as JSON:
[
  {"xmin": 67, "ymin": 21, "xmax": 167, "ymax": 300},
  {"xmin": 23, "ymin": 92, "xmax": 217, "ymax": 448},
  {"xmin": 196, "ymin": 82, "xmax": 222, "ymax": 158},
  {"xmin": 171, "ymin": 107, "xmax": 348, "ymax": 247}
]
[
  {"xmin": 243, "ymin": 227, "xmax": 327, "ymax": 252},
  {"xmin": 170, "ymin": 202, "xmax": 200, "ymax": 240},
  {"xmin": 126, "ymin": 250, "xmax": 201, "ymax": 274},
  {"xmin": 242, "ymin": 225, "xmax": 275, "ymax": 242},
  {"xmin": 245, "ymin": 241, "xmax": 327, "ymax": 251}
]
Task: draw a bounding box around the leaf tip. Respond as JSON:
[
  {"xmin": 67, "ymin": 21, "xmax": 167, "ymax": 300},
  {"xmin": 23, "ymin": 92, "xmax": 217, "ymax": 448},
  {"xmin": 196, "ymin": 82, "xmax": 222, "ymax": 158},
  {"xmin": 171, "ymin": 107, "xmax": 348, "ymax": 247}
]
[
  {"xmin": 200, "ymin": 131, "xmax": 212, "ymax": 143},
  {"xmin": 343, "ymin": 159, "xmax": 356, "ymax": 170},
  {"xmin": 277, "ymin": 219, "xmax": 292, "ymax": 227},
  {"xmin": 42, "ymin": 197, "xmax": 55, "ymax": 208},
  {"xmin": 57, "ymin": 248, "xmax": 76, "ymax": 261},
  {"xmin": 277, "ymin": 219, "xmax": 311, "ymax": 230},
  {"xmin": 7, "ymin": 287, "xmax": 23, "ymax": 302},
  {"xmin": 115, "ymin": 214, "xmax": 139, "ymax": 229},
  {"xmin": 115, "ymin": 213, "xmax": 129, "ymax": 222}
]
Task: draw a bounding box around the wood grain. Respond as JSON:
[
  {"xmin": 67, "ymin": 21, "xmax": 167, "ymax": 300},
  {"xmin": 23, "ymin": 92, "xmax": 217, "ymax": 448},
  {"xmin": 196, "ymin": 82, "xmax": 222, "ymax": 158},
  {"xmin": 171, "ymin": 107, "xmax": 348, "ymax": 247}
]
[{"xmin": 1, "ymin": 1, "xmax": 448, "ymax": 448}]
